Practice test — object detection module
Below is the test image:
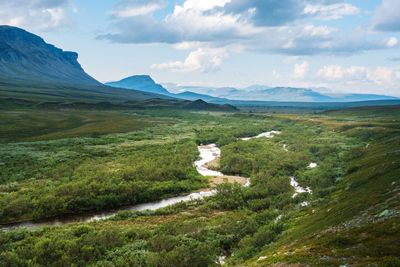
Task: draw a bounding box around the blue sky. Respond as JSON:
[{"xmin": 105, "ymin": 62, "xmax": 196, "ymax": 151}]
[{"xmin": 1, "ymin": 0, "xmax": 400, "ymax": 96}]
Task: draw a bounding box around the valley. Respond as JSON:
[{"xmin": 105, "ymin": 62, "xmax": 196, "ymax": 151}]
[
  {"xmin": 1, "ymin": 106, "xmax": 399, "ymax": 266},
  {"xmin": 0, "ymin": 20, "xmax": 399, "ymax": 266}
]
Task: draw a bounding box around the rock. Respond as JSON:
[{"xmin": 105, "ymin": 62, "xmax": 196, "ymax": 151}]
[
  {"xmin": 257, "ymin": 256, "xmax": 267, "ymax": 261},
  {"xmin": 377, "ymin": 209, "xmax": 394, "ymax": 218}
]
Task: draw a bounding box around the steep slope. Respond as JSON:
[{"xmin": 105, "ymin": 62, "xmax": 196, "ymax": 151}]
[
  {"xmin": 106, "ymin": 75, "xmax": 171, "ymax": 96},
  {"xmin": 0, "ymin": 25, "xmax": 99, "ymax": 86},
  {"xmin": 0, "ymin": 26, "xmax": 186, "ymax": 106},
  {"xmin": 245, "ymin": 106, "xmax": 400, "ymax": 266}
]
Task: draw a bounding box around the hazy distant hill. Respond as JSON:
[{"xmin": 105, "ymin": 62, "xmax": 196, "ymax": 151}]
[
  {"xmin": 227, "ymin": 87, "xmax": 333, "ymax": 102},
  {"xmin": 165, "ymin": 84, "xmax": 398, "ymax": 102},
  {"xmin": 0, "ymin": 25, "xmax": 100, "ymax": 86},
  {"xmin": 106, "ymin": 75, "xmax": 172, "ymax": 96},
  {"xmin": 175, "ymin": 91, "xmax": 229, "ymax": 102}
]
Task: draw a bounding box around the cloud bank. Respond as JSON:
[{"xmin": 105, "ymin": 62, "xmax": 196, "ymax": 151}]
[
  {"xmin": 372, "ymin": 0, "xmax": 400, "ymax": 32},
  {"xmin": 0, "ymin": 0, "xmax": 70, "ymax": 31},
  {"xmin": 97, "ymin": 0, "xmax": 398, "ymax": 73}
]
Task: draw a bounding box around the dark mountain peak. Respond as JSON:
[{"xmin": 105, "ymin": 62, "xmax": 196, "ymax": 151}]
[
  {"xmin": 184, "ymin": 99, "xmax": 237, "ymax": 111},
  {"xmin": 0, "ymin": 25, "xmax": 99, "ymax": 86},
  {"xmin": 192, "ymin": 99, "xmax": 208, "ymax": 104},
  {"xmin": 185, "ymin": 99, "xmax": 210, "ymax": 109}
]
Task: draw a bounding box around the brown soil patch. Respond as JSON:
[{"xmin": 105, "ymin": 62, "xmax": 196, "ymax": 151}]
[{"xmin": 209, "ymin": 175, "xmax": 248, "ymax": 187}]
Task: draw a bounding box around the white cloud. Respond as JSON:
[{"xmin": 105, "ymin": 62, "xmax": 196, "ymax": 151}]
[
  {"xmin": 373, "ymin": 66, "xmax": 394, "ymax": 84},
  {"xmin": 172, "ymin": 42, "xmax": 204, "ymax": 50},
  {"xmin": 302, "ymin": 24, "xmax": 336, "ymax": 37},
  {"xmin": 304, "ymin": 3, "xmax": 360, "ymax": 20},
  {"xmin": 385, "ymin": 37, "xmax": 398, "ymax": 47},
  {"xmin": 318, "ymin": 65, "xmax": 345, "ymax": 80},
  {"xmin": 177, "ymin": 0, "xmax": 231, "ymax": 12},
  {"xmin": 0, "ymin": 0, "xmax": 70, "ymax": 31},
  {"xmin": 102, "ymin": 0, "xmax": 396, "ymax": 57},
  {"xmin": 267, "ymin": 63, "xmax": 400, "ymax": 96},
  {"xmin": 113, "ymin": 3, "xmax": 163, "ymax": 17},
  {"xmin": 165, "ymin": 1, "xmax": 260, "ymax": 41},
  {"xmin": 318, "ymin": 65, "xmax": 400, "ymax": 86},
  {"xmin": 152, "ymin": 47, "xmax": 229, "ymax": 73},
  {"xmin": 294, "ymin": 61, "xmax": 309, "ymax": 79}
]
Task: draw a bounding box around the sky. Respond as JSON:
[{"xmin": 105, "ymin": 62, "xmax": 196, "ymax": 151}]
[{"xmin": 1, "ymin": 0, "xmax": 400, "ymax": 96}]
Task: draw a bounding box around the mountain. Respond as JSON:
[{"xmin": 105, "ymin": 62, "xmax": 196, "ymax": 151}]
[
  {"xmin": 0, "ymin": 27, "xmax": 237, "ymax": 112},
  {"xmin": 323, "ymin": 93, "xmax": 399, "ymax": 102},
  {"xmin": 165, "ymin": 84, "xmax": 240, "ymax": 98},
  {"xmin": 175, "ymin": 91, "xmax": 229, "ymax": 102},
  {"xmin": 106, "ymin": 75, "xmax": 171, "ymax": 96},
  {"xmin": 106, "ymin": 76, "xmax": 233, "ymax": 103},
  {"xmin": 183, "ymin": 99, "xmax": 238, "ymax": 111},
  {"xmin": 0, "ymin": 25, "xmax": 100, "ymax": 86},
  {"xmin": 167, "ymin": 84, "xmax": 398, "ymax": 103},
  {"xmin": 224, "ymin": 87, "xmax": 333, "ymax": 102},
  {"xmin": 113, "ymin": 77, "xmax": 398, "ymax": 106},
  {"xmin": 0, "ymin": 26, "xmax": 186, "ymax": 107}
]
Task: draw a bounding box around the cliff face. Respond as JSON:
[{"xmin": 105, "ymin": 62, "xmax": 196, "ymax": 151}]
[{"xmin": 0, "ymin": 25, "xmax": 100, "ymax": 86}]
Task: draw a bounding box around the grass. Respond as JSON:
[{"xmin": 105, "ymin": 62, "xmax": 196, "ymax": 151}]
[
  {"xmin": 0, "ymin": 109, "xmax": 273, "ymax": 223},
  {"xmin": 0, "ymin": 105, "xmax": 398, "ymax": 266},
  {"xmin": 0, "ymin": 110, "xmax": 165, "ymax": 142},
  {"xmin": 244, "ymin": 107, "xmax": 400, "ymax": 266}
]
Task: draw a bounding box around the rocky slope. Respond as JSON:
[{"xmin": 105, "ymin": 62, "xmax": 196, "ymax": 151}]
[{"xmin": 0, "ymin": 25, "xmax": 100, "ymax": 86}]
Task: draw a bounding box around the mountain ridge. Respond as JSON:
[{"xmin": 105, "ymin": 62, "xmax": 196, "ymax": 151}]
[
  {"xmin": 0, "ymin": 25, "xmax": 238, "ymax": 112},
  {"xmin": 105, "ymin": 75, "xmax": 172, "ymax": 96},
  {"xmin": 104, "ymin": 74, "xmax": 398, "ymax": 103},
  {"xmin": 164, "ymin": 83, "xmax": 399, "ymax": 103},
  {"xmin": 0, "ymin": 25, "xmax": 100, "ymax": 86}
]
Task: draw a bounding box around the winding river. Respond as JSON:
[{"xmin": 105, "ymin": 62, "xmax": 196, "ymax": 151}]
[
  {"xmin": 0, "ymin": 146, "xmax": 222, "ymax": 230},
  {"xmin": 2, "ymin": 132, "xmax": 279, "ymax": 230},
  {"xmin": 0, "ymin": 131, "xmax": 314, "ymax": 230}
]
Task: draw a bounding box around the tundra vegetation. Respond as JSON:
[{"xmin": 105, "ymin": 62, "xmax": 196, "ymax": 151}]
[{"xmin": 0, "ymin": 106, "xmax": 399, "ymax": 266}]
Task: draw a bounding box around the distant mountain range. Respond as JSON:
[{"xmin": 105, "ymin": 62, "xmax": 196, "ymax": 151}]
[
  {"xmin": 164, "ymin": 84, "xmax": 398, "ymax": 103},
  {"xmin": 105, "ymin": 75, "xmax": 398, "ymax": 103},
  {"xmin": 0, "ymin": 25, "xmax": 173, "ymax": 104},
  {"xmin": 1, "ymin": 25, "xmax": 397, "ymax": 111},
  {"xmin": 0, "ymin": 25, "xmax": 236, "ymax": 112}
]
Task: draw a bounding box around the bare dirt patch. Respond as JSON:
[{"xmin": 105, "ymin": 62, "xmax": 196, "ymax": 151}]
[{"xmin": 209, "ymin": 175, "xmax": 248, "ymax": 186}]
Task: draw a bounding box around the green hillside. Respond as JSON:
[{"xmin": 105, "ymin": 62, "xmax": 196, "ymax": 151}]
[
  {"xmin": 244, "ymin": 106, "xmax": 400, "ymax": 266},
  {"xmin": 0, "ymin": 80, "xmax": 171, "ymax": 104}
]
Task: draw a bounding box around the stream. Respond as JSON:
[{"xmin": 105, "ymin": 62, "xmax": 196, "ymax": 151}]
[
  {"xmin": 1, "ymin": 132, "xmax": 281, "ymax": 230},
  {"xmin": 1, "ymin": 145, "xmax": 224, "ymax": 229},
  {"xmin": 0, "ymin": 131, "xmax": 315, "ymax": 230}
]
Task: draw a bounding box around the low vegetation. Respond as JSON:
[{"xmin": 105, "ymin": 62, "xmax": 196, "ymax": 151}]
[{"xmin": 0, "ymin": 106, "xmax": 399, "ymax": 266}]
